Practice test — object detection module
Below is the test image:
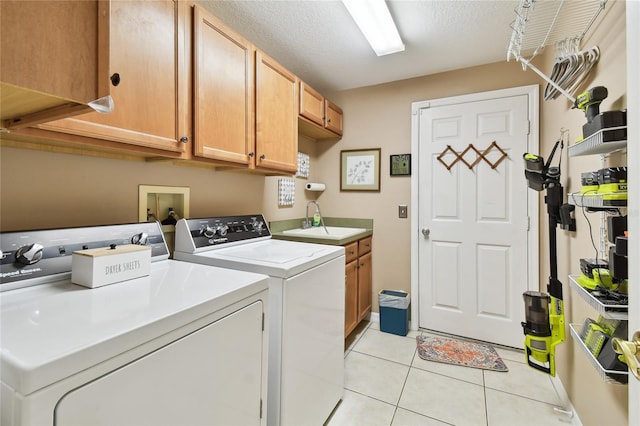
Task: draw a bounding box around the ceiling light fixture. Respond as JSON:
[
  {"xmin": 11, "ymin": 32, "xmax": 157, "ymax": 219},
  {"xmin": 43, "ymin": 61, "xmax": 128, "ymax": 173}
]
[{"xmin": 342, "ymin": 0, "xmax": 405, "ymax": 56}]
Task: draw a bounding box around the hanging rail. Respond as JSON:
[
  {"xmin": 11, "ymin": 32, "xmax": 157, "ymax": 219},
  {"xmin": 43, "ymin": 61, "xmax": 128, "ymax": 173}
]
[{"xmin": 507, "ymin": 0, "xmax": 607, "ymax": 103}]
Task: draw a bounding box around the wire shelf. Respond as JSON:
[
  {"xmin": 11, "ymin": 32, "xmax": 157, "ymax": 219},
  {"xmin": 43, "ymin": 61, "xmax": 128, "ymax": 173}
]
[
  {"xmin": 568, "ymin": 126, "xmax": 627, "ymax": 157},
  {"xmin": 568, "ymin": 276, "xmax": 628, "ymax": 320},
  {"xmin": 568, "ymin": 192, "xmax": 627, "ymax": 209},
  {"xmin": 569, "ymin": 323, "xmax": 628, "ymax": 385},
  {"xmin": 508, "ymin": 0, "xmax": 607, "ymax": 62},
  {"xmin": 507, "ymin": 0, "xmax": 607, "ymax": 103}
]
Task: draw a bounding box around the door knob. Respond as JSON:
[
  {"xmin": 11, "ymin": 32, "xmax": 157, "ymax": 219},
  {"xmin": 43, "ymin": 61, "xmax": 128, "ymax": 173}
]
[
  {"xmin": 421, "ymin": 228, "xmax": 430, "ymax": 237},
  {"xmin": 612, "ymin": 331, "xmax": 640, "ymax": 381}
]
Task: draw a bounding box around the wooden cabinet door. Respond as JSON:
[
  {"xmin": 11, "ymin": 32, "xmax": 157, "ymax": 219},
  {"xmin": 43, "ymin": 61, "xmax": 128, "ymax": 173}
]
[
  {"xmin": 357, "ymin": 252, "xmax": 372, "ymax": 321},
  {"xmin": 325, "ymin": 100, "xmax": 343, "ymax": 136},
  {"xmin": 299, "ymin": 82, "xmax": 324, "ymax": 127},
  {"xmin": 193, "ymin": 5, "xmax": 254, "ymax": 165},
  {"xmin": 1, "ymin": 0, "xmax": 110, "ymax": 128},
  {"xmin": 344, "ymin": 242, "xmax": 358, "ymax": 264},
  {"xmin": 37, "ymin": 0, "xmax": 189, "ymax": 156},
  {"xmin": 255, "ymin": 51, "xmax": 298, "ymax": 174},
  {"xmin": 345, "ymin": 260, "xmax": 359, "ymax": 337}
]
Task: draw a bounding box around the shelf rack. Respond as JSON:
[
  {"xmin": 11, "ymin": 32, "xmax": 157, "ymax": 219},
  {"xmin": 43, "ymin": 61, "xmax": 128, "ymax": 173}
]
[
  {"xmin": 569, "ymin": 324, "xmax": 629, "ymax": 384},
  {"xmin": 507, "ymin": 0, "xmax": 608, "ymax": 103},
  {"xmin": 568, "ymin": 276, "xmax": 628, "ymax": 320},
  {"xmin": 568, "ymin": 192, "xmax": 627, "ymax": 209},
  {"xmin": 568, "ymin": 126, "xmax": 627, "ymax": 157}
]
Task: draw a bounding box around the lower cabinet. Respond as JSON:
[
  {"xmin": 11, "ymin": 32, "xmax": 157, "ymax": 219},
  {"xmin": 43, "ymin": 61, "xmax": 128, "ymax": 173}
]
[
  {"xmin": 345, "ymin": 236, "xmax": 373, "ymax": 337},
  {"xmin": 345, "ymin": 258, "xmax": 358, "ymax": 336}
]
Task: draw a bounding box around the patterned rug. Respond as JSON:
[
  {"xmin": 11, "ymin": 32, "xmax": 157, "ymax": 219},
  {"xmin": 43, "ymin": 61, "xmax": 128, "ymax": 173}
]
[{"xmin": 416, "ymin": 335, "xmax": 509, "ymax": 372}]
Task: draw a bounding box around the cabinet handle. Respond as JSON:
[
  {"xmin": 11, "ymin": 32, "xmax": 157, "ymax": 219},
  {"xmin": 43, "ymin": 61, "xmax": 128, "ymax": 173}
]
[
  {"xmin": 110, "ymin": 73, "xmax": 121, "ymax": 87},
  {"xmin": 248, "ymin": 152, "xmax": 255, "ymax": 157},
  {"xmin": 349, "ymin": 250, "xmax": 355, "ymax": 255},
  {"xmin": 260, "ymin": 154, "xmax": 266, "ymax": 160},
  {"xmin": 179, "ymin": 136, "xmax": 188, "ymax": 144}
]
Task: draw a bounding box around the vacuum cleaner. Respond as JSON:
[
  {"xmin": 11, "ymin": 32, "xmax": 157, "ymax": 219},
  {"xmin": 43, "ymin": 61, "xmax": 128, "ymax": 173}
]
[{"xmin": 521, "ymin": 138, "xmax": 576, "ymax": 376}]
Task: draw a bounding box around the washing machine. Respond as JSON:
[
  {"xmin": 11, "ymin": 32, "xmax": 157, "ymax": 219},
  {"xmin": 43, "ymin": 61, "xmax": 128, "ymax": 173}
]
[
  {"xmin": 174, "ymin": 214, "xmax": 345, "ymax": 426},
  {"xmin": 0, "ymin": 221, "xmax": 270, "ymax": 426}
]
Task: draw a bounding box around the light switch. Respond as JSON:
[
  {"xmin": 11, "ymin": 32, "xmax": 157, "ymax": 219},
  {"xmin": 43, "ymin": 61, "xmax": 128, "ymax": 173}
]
[{"xmin": 399, "ymin": 205, "xmax": 408, "ymax": 219}]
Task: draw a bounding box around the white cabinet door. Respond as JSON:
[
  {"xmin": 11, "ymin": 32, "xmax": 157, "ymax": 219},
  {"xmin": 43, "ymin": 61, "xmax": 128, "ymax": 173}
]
[{"xmin": 55, "ymin": 301, "xmax": 265, "ymax": 425}]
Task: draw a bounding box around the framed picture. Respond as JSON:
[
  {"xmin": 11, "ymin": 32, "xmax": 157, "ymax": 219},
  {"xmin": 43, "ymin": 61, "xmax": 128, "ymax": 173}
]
[
  {"xmin": 390, "ymin": 154, "xmax": 411, "ymax": 176},
  {"xmin": 340, "ymin": 148, "xmax": 381, "ymax": 191}
]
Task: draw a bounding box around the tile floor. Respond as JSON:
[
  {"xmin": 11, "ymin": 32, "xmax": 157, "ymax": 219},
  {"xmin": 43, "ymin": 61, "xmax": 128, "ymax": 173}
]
[{"xmin": 326, "ymin": 321, "xmax": 574, "ymax": 426}]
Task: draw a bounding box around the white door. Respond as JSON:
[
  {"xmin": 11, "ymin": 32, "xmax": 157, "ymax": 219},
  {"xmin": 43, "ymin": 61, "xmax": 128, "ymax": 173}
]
[{"xmin": 412, "ymin": 86, "xmax": 538, "ymax": 348}]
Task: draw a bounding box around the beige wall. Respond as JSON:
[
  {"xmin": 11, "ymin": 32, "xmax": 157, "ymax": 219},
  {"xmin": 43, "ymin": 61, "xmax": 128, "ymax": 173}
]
[
  {"xmin": 318, "ymin": 61, "xmax": 539, "ymax": 315},
  {"xmin": 0, "ymin": 1, "xmax": 628, "ymax": 424},
  {"xmin": 312, "ymin": 2, "xmax": 628, "ymax": 425},
  {"xmin": 0, "ymin": 136, "xmax": 323, "ymax": 231},
  {"xmin": 0, "ymin": 148, "xmax": 265, "ymax": 230},
  {"xmin": 536, "ymin": 2, "xmax": 628, "ymax": 425}
]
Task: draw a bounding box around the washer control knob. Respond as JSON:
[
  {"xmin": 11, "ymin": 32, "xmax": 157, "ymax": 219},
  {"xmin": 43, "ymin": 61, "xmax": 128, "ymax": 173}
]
[
  {"xmin": 201, "ymin": 226, "xmax": 216, "ymax": 238},
  {"xmin": 217, "ymin": 224, "xmax": 229, "ymax": 237},
  {"xmin": 252, "ymin": 220, "xmax": 264, "ymax": 234},
  {"xmin": 15, "ymin": 243, "xmax": 44, "ymax": 265}
]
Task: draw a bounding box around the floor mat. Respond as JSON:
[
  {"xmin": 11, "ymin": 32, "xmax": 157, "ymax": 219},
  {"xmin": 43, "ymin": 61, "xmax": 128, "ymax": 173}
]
[{"xmin": 416, "ymin": 335, "xmax": 508, "ymax": 372}]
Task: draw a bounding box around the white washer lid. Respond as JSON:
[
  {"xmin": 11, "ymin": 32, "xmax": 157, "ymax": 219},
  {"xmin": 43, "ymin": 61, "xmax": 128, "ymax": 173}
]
[
  {"xmin": 0, "ymin": 260, "xmax": 268, "ymax": 396},
  {"xmin": 175, "ymin": 239, "xmax": 344, "ymax": 278}
]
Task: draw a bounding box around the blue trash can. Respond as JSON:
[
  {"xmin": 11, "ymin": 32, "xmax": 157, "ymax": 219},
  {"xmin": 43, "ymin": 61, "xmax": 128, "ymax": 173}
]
[{"xmin": 378, "ymin": 290, "xmax": 410, "ymax": 336}]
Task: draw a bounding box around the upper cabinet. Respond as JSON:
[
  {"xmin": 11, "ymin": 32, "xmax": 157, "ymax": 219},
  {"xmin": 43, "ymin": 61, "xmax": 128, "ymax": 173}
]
[
  {"xmin": 1, "ymin": 3, "xmax": 341, "ymax": 172},
  {"xmin": 0, "ymin": 0, "xmax": 111, "ymax": 129},
  {"xmin": 192, "ymin": 5, "xmax": 255, "ymax": 166},
  {"xmin": 32, "ymin": 0, "xmax": 190, "ymax": 157},
  {"xmin": 298, "ymin": 81, "xmax": 343, "ymax": 139},
  {"xmin": 325, "ymin": 99, "xmax": 344, "ymax": 136},
  {"xmin": 192, "ymin": 7, "xmax": 298, "ymax": 174},
  {"xmin": 255, "ymin": 51, "xmax": 299, "ymax": 174},
  {"xmin": 299, "ymin": 82, "xmax": 325, "ymax": 127}
]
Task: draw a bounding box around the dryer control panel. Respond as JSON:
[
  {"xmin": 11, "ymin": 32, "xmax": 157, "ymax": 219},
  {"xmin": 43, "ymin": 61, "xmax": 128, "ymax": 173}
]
[
  {"xmin": 0, "ymin": 222, "xmax": 169, "ymax": 291},
  {"xmin": 175, "ymin": 215, "xmax": 271, "ymax": 250}
]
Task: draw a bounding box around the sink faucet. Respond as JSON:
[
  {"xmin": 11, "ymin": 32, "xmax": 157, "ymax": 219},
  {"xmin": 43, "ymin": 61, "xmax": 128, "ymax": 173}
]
[{"xmin": 304, "ymin": 201, "xmax": 329, "ymax": 234}]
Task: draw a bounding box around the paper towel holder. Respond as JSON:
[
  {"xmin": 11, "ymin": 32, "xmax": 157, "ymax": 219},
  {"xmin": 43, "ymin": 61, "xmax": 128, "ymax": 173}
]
[{"xmin": 305, "ymin": 183, "xmax": 326, "ymax": 192}]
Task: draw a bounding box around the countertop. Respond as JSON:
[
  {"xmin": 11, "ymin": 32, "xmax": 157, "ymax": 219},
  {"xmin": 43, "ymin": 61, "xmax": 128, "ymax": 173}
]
[{"xmin": 269, "ymin": 217, "xmax": 373, "ymax": 246}]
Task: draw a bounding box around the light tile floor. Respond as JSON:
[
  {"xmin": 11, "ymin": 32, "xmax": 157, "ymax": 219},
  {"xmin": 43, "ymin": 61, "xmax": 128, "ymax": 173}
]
[{"xmin": 326, "ymin": 321, "xmax": 573, "ymax": 426}]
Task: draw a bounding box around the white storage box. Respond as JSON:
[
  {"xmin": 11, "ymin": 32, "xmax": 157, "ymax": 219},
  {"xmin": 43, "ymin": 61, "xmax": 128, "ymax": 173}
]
[{"xmin": 72, "ymin": 244, "xmax": 151, "ymax": 288}]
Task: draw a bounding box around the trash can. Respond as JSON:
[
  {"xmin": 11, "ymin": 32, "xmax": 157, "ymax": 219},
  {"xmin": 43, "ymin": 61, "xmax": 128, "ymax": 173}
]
[{"xmin": 378, "ymin": 290, "xmax": 410, "ymax": 336}]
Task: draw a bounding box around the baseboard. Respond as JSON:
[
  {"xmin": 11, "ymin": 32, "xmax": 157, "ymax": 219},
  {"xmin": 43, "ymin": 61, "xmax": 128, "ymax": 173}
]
[{"xmin": 550, "ymin": 374, "xmax": 582, "ymax": 426}]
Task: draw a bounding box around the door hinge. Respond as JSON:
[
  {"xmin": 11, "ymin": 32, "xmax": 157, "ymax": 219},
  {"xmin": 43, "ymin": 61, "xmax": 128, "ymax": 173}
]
[
  {"xmin": 527, "ymin": 216, "xmax": 531, "ymax": 231},
  {"xmin": 262, "ymin": 313, "xmax": 265, "ymax": 331},
  {"xmin": 527, "ymin": 119, "xmax": 531, "ymax": 135},
  {"xmin": 260, "ymin": 399, "xmax": 263, "ymax": 418}
]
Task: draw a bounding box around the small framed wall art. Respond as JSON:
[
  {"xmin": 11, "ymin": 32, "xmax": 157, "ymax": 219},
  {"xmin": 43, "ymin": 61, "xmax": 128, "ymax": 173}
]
[
  {"xmin": 390, "ymin": 154, "xmax": 411, "ymax": 176},
  {"xmin": 340, "ymin": 148, "xmax": 381, "ymax": 191}
]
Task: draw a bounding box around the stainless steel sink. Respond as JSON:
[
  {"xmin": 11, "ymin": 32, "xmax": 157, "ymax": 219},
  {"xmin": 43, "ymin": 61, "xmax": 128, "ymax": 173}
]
[{"xmin": 280, "ymin": 226, "xmax": 367, "ymax": 240}]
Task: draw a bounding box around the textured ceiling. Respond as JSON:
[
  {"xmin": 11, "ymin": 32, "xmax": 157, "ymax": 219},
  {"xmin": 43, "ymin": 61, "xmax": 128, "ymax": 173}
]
[{"xmin": 198, "ymin": 0, "xmax": 522, "ymax": 94}]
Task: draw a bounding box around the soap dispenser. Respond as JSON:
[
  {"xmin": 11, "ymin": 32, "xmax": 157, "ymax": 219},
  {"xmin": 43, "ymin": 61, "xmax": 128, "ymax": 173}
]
[{"xmin": 312, "ymin": 211, "xmax": 321, "ymax": 227}]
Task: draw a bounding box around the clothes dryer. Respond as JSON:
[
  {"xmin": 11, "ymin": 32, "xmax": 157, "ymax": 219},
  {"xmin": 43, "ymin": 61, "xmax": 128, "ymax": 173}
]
[{"xmin": 1, "ymin": 222, "xmax": 269, "ymax": 425}]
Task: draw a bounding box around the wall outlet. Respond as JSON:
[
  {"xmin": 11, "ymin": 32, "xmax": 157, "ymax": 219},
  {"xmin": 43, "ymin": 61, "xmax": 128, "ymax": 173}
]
[{"xmin": 399, "ymin": 205, "xmax": 408, "ymax": 219}]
